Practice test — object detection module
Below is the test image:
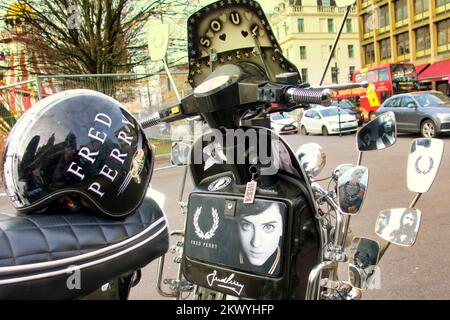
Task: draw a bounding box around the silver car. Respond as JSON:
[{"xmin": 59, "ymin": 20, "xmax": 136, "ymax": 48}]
[{"xmin": 376, "ymin": 91, "xmax": 450, "ymax": 138}]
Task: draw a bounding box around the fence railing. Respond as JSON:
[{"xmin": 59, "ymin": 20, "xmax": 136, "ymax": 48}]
[{"xmin": 0, "ymin": 71, "xmax": 192, "ymax": 158}]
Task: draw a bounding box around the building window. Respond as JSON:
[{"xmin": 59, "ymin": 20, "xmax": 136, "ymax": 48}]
[
  {"xmin": 395, "ymin": 0, "xmax": 407, "ymax": 22},
  {"xmin": 331, "ymin": 66, "xmax": 339, "ymax": 84},
  {"xmin": 437, "ymin": 19, "xmax": 450, "ymax": 47},
  {"xmin": 329, "ymin": 45, "xmax": 335, "ymax": 58},
  {"xmin": 327, "ymin": 18, "xmax": 334, "ymax": 32},
  {"xmin": 379, "ymin": 5, "xmax": 390, "ymax": 29},
  {"xmin": 414, "ymin": 0, "xmax": 429, "ymax": 15},
  {"xmin": 299, "ymin": 46, "xmax": 307, "ymax": 59},
  {"xmin": 348, "ymin": 45, "xmax": 354, "ymax": 58},
  {"xmin": 379, "ymin": 38, "xmax": 391, "ymax": 60},
  {"xmin": 363, "ymin": 13, "xmax": 373, "ymax": 33},
  {"xmin": 364, "ymin": 43, "xmax": 375, "ymax": 64},
  {"xmin": 396, "ymin": 32, "xmax": 410, "ymax": 55},
  {"xmin": 301, "ymin": 68, "xmax": 308, "ymax": 83},
  {"xmin": 283, "ymin": 21, "xmax": 289, "ymax": 36},
  {"xmin": 297, "ymin": 18, "xmax": 304, "ymax": 32},
  {"xmin": 349, "ymin": 66, "xmax": 355, "ymax": 81},
  {"xmin": 346, "ymin": 19, "xmax": 352, "ymax": 32},
  {"xmin": 416, "ymin": 26, "xmax": 431, "ymax": 52},
  {"xmin": 436, "ymin": 0, "xmax": 447, "ymax": 7}
]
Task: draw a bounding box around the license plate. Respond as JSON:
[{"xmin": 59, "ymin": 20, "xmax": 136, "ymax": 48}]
[{"xmin": 284, "ymin": 126, "xmax": 294, "ymax": 130}]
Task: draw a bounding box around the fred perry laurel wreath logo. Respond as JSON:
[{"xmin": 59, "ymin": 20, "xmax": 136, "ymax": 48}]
[
  {"xmin": 130, "ymin": 149, "xmax": 145, "ymax": 178},
  {"xmin": 193, "ymin": 207, "xmax": 219, "ymax": 240}
]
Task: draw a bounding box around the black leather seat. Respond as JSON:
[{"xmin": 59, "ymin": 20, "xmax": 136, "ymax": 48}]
[{"xmin": 0, "ymin": 196, "xmax": 169, "ymax": 299}]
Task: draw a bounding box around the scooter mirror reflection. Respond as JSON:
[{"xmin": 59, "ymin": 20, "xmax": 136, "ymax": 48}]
[
  {"xmin": 337, "ymin": 165, "xmax": 369, "ymax": 215},
  {"xmin": 348, "ymin": 237, "xmax": 380, "ymax": 290},
  {"xmin": 357, "ymin": 111, "xmax": 397, "ymax": 152},
  {"xmin": 407, "ymin": 138, "xmax": 444, "ymax": 193},
  {"xmin": 335, "ymin": 0, "xmax": 357, "ymax": 7},
  {"xmin": 147, "ymin": 22, "xmax": 169, "ymax": 61},
  {"xmin": 375, "ymin": 208, "xmax": 421, "ymax": 247},
  {"xmin": 296, "ymin": 143, "xmax": 326, "ymax": 178},
  {"xmin": 171, "ymin": 142, "xmax": 190, "ymax": 166}
]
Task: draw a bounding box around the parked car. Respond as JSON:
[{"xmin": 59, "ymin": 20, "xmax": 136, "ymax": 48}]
[
  {"xmin": 376, "ymin": 90, "xmax": 450, "ymax": 138},
  {"xmin": 270, "ymin": 112, "xmax": 298, "ymax": 134},
  {"xmin": 300, "ymin": 106, "xmax": 358, "ymax": 136},
  {"xmin": 331, "ymin": 99, "xmax": 364, "ymax": 126}
]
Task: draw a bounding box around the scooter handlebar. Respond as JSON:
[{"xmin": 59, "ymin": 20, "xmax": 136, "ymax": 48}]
[{"xmin": 284, "ymin": 87, "xmax": 332, "ymax": 106}]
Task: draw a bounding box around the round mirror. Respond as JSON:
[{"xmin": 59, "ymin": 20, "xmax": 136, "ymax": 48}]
[{"xmin": 296, "ymin": 143, "xmax": 326, "ymax": 177}]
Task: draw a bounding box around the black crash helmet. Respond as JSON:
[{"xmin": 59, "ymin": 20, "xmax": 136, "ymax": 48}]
[{"xmin": 2, "ymin": 89, "xmax": 154, "ymax": 218}]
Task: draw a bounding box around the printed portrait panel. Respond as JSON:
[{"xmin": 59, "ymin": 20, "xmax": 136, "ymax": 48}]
[{"xmin": 185, "ymin": 193, "xmax": 287, "ymax": 277}]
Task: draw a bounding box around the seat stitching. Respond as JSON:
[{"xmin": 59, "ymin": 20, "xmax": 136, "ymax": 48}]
[
  {"xmin": 22, "ymin": 216, "xmax": 52, "ymax": 261},
  {"xmin": 0, "ymin": 229, "xmax": 17, "ymax": 265},
  {"xmin": 59, "ymin": 215, "xmax": 82, "ymax": 256}
]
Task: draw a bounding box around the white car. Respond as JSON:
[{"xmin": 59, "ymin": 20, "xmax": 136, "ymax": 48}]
[
  {"xmin": 300, "ymin": 106, "xmax": 358, "ymax": 136},
  {"xmin": 270, "ymin": 113, "xmax": 298, "ymax": 134}
]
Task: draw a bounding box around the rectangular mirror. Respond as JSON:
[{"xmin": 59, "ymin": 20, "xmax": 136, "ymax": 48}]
[
  {"xmin": 337, "ymin": 165, "xmax": 369, "ymax": 215},
  {"xmin": 375, "ymin": 208, "xmax": 421, "ymax": 247},
  {"xmin": 348, "ymin": 237, "xmax": 380, "ymax": 290},
  {"xmin": 171, "ymin": 142, "xmax": 191, "ymax": 166},
  {"xmin": 357, "ymin": 111, "xmax": 397, "ymax": 152},
  {"xmin": 407, "ymin": 138, "xmax": 444, "ymax": 193},
  {"xmin": 147, "ymin": 22, "xmax": 169, "ymax": 61}
]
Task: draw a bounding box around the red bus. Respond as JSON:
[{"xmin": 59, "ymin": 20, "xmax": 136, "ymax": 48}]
[{"xmin": 334, "ymin": 62, "xmax": 419, "ymax": 121}]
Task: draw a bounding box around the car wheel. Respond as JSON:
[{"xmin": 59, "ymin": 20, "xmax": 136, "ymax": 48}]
[
  {"xmin": 322, "ymin": 126, "xmax": 329, "ymax": 136},
  {"xmin": 301, "ymin": 125, "xmax": 308, "ymax": 135},
  {"xmin": 369, "ymin": 112, "xmax": 377, "ymax": 121},
  {"xmin": 421, "ymin": 120, "xmax": 437, "ymax": 138}
]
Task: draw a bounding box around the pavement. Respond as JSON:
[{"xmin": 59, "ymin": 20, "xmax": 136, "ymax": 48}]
[{"xmin": 0, "ymin": 131, "xmax": 449, "ymax": 299}]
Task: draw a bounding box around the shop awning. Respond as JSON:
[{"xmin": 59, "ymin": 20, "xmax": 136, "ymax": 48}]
[
  {"xmin": 418, "ymin": 58, "xmax": 450, "ymax": 82},
  {"xmin": 415, "ymin": 63, "xmax": 430, "ymax": 76}
]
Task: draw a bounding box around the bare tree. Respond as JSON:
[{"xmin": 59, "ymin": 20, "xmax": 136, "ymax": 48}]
[{"xmin": 0, "ymin": 0, "xmax": 190, "ymax": 75}]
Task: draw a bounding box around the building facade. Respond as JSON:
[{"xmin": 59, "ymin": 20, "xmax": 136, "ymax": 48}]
[
  {"xmin": 270, "ymin": 0, "xmax": 361, "ymax": 85},
  {"xmin": 358, "ymin": 0, "xmax": 450, "ymax": 92}
]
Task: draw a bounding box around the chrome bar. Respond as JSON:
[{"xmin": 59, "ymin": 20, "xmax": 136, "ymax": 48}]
[{"xmin": 305, "ymin": 261, "xmax": 338, "ymax": 300}]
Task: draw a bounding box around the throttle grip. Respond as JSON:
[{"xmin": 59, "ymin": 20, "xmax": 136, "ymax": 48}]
[
  {"xmin": 139, "ymin": 112, "xmax": 161, "ymax": 129},
  {"xmin": 285, "ymin": 87, "xmax": 332, "ymax": 106}
]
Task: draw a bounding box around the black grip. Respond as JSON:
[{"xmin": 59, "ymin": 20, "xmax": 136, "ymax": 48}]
[
  {"xmin": 139, "ymin": 112, "xmax": 160, "ymax": 129},
  {"xmin": 285, "ymin": 87, "xmax": 332, "ymax": 105}
]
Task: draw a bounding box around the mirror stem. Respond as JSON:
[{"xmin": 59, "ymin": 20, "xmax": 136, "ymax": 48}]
[
  {"xmin": 409, "ymin": 193, "xmax": 422, "ymax": 208},
  {"xmin": 357, "ymin": 151, "xmax": 363, "ymax": 166},
  {"xmin": 379, "ymin": 242, "xmax": 390, "ymax": 260},
  {"xmin": 319, "ymin": 5, "xmax": 352, "ymax": 86},
  {"xmin": 163, "ymin": 57, "xmax": 181, "ymax": 102}
]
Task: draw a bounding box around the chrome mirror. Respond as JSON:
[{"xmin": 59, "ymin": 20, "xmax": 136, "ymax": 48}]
[
  {"xmin": 335, "ymin": 0, "xmax": 356, "ymax": 7},
  {"xmin": 407, "ymin": 138, "xmax": 444, "ymax": 193},
  {"xmin": 348, "ymin": 237, "xmax": 380, "ymax": 290},
  {"xmin": 296, "ymin": 143, "xmax": 326, "ymax": 178},
  {"xmin": 357, "ymin": 112, "xmax": 397, "ymax": 152},
  {"xmin": 171, "ymin": 141, "xmax": 190, "ymax": 166},
  {"xmin": 337, "ymin": 165, "xmax": 369, "ymax": 215},
  {"xmin": 375, "ymin": 208, "xmax": 421, "ymax": 247},
  {"xmin": 147, "ymin": 22, "xmax": 169, "ymax": 61}
]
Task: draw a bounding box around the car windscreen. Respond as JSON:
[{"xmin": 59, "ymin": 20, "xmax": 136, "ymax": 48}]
[
  {"xmin": 271, "ymin": 113, "xmax": 288, "ymax": 120},
  {"xmin": 319, "ymin": 108, "xmax": 347, "ymax": 117},
  {"xmin": 414, "ymin": 93, "xmax": 450, "ymax": 107}
]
